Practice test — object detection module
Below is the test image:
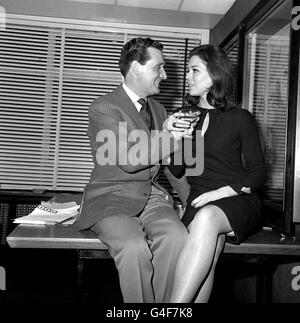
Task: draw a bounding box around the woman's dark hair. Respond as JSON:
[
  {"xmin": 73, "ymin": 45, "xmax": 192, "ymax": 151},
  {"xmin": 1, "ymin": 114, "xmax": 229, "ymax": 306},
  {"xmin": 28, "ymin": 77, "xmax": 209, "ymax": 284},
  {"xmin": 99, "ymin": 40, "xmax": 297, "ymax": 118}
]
[
  {"xmin": 119, "ymin": 37, "xmax": 163, "ymax": 77},
  {"xmin": 185, "ymin": 44, "xmax": 235, "ymax": 111}
]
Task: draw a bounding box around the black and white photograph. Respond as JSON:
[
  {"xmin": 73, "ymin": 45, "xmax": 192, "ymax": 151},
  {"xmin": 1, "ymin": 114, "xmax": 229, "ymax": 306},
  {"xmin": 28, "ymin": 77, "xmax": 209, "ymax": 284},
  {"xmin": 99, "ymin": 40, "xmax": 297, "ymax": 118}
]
[{"xmin": 0, "ymin": 0, "xmax": 300, "ymax": 309}]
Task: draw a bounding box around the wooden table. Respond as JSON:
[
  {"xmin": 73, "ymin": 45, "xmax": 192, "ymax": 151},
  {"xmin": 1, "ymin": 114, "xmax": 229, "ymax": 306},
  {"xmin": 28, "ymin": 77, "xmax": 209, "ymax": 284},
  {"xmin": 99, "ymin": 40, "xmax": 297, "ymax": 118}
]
[
  {"xmin": 7, "ymin": 224, "xmax": 300, "ymax": 255},
  {"xmin": 7, "ymin": 224, "xmax": 107, "ymax": 251},
  {"xmin": 6, "ymin": 224, "xmax": 300, "ymax": 303}
]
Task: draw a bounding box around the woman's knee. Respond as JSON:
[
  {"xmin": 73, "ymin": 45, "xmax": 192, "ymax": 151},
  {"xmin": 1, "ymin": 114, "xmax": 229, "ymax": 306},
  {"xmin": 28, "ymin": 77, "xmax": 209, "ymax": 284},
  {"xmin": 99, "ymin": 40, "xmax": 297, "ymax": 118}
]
[{"xmin": 189, "ymin": 206, "xmax": 225, "ymax": 233}]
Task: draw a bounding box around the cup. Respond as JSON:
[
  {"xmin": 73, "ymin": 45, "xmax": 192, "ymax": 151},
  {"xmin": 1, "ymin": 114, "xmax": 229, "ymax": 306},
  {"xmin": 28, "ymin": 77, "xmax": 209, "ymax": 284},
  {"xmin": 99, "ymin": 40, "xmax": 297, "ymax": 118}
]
[{"xmin": 175, "ymin": 106, "xmax": 201, "ymax": 137}]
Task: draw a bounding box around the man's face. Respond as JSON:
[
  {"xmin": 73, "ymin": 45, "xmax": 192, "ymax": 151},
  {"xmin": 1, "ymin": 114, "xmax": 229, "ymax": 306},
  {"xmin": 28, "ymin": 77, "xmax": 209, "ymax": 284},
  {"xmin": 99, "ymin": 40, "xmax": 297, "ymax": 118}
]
[{"xmin": 137, "ymin": 47, "xmax": 167, "ymax": 97}]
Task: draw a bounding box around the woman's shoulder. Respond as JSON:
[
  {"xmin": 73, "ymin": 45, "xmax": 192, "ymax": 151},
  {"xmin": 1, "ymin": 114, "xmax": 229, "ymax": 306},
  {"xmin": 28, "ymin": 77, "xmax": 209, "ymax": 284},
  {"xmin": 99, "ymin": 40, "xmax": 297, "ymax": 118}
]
[
  {"xmin": 221, "ymin": 107, "xmax": 256, "ymax": 132},
  {"xmin": 226, "ymin": 106, "xmax": 254, "ymax": 119},
  {"xmin": 225, "ymin": 107, "xmax": 259, "ymax": 135}
]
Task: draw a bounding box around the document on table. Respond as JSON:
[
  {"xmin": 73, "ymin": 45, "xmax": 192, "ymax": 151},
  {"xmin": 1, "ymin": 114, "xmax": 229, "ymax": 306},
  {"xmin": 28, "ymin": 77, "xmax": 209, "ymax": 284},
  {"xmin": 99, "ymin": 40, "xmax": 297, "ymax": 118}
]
[{"xmin": 13, "ymin": 201, "xmax": 80, "ymax": 225}]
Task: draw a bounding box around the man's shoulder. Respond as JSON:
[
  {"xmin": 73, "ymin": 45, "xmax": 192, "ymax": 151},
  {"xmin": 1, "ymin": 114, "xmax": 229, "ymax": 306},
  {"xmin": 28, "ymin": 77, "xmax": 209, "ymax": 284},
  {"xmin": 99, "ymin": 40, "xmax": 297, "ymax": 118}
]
[
  {"xmin": 90, "ymin": 87, "xmax": 123, "ymax": 111},
  {"xmin": 93, "ymin": 87, "xmax": 121, "ymax": 103}
]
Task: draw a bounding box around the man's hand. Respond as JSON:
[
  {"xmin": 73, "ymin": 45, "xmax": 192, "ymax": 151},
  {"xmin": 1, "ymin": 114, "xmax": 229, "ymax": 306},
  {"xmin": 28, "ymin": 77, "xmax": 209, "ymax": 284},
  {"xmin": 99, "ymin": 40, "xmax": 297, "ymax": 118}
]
[{"xmin": 163, "ymin": 112, "xmax": 196, "ymax": 141}]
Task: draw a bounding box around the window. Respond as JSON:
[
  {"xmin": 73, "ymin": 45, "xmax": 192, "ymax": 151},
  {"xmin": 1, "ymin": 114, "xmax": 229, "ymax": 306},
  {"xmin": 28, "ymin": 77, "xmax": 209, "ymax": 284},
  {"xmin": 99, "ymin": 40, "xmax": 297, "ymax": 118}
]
[
  {"xmin": 243, "ymin": 0, "xmax": 292, "ymax": 209},
  {"xmin": 0, "ymin": 15, "xmax": 205, "ymax": 192}
]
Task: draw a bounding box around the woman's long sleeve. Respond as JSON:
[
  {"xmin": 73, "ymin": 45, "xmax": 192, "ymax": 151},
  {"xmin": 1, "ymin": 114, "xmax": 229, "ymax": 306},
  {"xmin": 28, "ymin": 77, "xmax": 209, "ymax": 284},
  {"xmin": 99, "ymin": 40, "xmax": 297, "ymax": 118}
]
[{"xmin": 229, "ymin": 110, "xmax": 267, "ymax": 193}]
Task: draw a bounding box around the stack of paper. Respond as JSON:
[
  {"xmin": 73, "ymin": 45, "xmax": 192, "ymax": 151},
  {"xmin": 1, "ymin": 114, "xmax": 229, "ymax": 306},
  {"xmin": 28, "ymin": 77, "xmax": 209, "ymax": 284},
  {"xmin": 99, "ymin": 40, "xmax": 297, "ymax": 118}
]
[{"xmin": 13, "ymin": 201, "xmax": 80, "ymax": 225}]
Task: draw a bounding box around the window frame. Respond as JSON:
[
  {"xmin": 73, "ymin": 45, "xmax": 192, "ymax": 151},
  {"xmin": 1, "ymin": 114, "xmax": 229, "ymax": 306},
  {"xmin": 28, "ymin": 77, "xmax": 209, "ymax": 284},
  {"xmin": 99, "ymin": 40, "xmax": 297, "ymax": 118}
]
[{"xmin": 218, "ymin": 0, "xmax": 299, "ymax": 235}]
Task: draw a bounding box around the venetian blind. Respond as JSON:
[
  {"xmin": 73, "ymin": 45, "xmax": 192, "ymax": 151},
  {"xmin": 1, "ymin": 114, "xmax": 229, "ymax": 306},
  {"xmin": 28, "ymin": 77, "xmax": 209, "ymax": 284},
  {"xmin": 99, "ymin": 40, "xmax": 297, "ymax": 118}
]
[
  {"xmin": 246, "ymin": 33, "xmax": 289, "ymax": 203},
  {"xmin": 0, "ymin": 16, "xmax": 203, "ymax": 192},
  {"xmin": 225, "ymin": 42, "xmax": 238, "ymax": 106}
]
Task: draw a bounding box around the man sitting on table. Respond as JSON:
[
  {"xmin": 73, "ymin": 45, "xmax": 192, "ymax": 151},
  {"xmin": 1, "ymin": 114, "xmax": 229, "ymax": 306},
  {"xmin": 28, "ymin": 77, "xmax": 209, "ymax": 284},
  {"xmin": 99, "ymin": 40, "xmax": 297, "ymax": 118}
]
[{"xmin": 71, "ymin": 37, "xmax": 190, "ymax": 303}]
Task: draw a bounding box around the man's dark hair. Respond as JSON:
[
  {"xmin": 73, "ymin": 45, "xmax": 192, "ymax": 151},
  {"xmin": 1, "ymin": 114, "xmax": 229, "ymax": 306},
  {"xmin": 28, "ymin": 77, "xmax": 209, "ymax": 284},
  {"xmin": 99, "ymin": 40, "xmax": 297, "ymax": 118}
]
[
  {"xmin": 186, "ymin": 44, "xmax": 235, "ymax": 111},
  {"xmin": 119, "ymin": 37, "xmax": 163, "ymax": 77}
]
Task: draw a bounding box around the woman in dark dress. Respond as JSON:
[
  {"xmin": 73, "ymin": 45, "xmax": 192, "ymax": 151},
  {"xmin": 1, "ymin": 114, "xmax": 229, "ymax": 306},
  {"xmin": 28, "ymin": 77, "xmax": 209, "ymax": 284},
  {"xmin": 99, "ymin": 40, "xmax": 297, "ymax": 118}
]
[{"xmin": 166, "ymin": 45, "xmax": 267, "ymax": 303}]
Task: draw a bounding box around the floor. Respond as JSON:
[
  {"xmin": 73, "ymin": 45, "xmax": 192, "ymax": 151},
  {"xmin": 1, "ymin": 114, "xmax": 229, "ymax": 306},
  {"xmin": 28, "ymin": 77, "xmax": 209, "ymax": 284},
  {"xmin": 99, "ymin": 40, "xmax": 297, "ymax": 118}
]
[
  {"xmin": 0, "ymin": 247, "xmax": 267, "ymax": 304},
  {"xmin": 0, "ymin": 247, "xmax": 123, "ymax": 304}
]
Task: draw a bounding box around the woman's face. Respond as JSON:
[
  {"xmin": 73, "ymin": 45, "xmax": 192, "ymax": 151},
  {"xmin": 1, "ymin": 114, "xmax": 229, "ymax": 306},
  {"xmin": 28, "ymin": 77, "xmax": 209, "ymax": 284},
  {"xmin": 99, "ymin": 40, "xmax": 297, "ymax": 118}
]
[{"xmin": 187, "ymin": 55, "xmax": 213, "ymax": 98}]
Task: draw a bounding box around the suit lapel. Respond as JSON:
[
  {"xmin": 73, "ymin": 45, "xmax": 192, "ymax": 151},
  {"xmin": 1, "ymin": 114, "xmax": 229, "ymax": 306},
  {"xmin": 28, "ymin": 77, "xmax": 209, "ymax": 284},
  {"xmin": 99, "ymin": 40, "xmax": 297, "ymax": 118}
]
[
  {"xmin": 148, "ymin": 98, "xmax": 163, "ymax": 131},
  {"xmin": 116, "ymin": 85, "xmax": 150, "ymax": 133}
]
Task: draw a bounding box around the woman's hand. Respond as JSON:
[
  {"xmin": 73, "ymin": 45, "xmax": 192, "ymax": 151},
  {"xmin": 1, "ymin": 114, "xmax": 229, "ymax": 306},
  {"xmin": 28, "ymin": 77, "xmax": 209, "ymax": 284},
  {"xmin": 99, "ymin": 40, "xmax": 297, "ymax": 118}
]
[{"xmin": 191, "ymin": 186, "xmax": 238, "ymax": 208}]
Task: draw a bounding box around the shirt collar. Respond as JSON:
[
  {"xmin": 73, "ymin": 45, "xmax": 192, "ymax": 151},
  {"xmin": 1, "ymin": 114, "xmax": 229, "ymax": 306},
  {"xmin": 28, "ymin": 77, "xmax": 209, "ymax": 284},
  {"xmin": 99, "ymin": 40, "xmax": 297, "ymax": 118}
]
[{"xmin": 122, "ymin": 83, "xmax": 143, "ymax": 111}]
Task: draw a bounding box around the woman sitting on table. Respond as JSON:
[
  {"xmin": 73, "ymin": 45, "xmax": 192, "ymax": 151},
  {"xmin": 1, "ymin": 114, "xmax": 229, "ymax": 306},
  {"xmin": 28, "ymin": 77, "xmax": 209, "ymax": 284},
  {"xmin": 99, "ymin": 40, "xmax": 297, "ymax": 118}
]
[{"xmin": 165, "ymin": 44, "xmax": 267, "ymax": 303}]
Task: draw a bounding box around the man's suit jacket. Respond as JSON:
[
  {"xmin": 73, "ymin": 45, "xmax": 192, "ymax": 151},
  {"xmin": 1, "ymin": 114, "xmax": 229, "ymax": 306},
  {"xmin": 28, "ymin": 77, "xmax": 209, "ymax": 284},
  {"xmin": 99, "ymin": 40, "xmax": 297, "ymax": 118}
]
[{"xmin": 72, "ymin": 85, "xmax": 180, "ymax": 231}]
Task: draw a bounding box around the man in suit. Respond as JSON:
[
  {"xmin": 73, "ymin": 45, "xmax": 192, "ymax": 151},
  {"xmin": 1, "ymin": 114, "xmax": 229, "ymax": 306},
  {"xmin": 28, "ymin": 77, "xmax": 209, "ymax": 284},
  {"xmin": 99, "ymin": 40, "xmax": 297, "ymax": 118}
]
[{"xmin": 72, "ymin": 37, "xmax": 189, "ymax": 303}]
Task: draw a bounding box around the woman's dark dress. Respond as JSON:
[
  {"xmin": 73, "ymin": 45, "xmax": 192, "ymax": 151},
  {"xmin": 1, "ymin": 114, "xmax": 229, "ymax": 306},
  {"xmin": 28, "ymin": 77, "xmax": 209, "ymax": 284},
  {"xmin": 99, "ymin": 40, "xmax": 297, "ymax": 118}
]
[{"xmin": 169, "ymin": 107, "xmax": 267, "ymax": 244}]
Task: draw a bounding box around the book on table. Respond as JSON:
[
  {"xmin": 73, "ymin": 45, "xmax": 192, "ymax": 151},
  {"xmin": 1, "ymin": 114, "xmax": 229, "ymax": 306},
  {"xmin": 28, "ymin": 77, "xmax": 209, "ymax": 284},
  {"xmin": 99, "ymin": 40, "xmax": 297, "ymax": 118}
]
[{"xmin": 13, "ymin": 201, "xmax": 80, "ymax": 225}]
